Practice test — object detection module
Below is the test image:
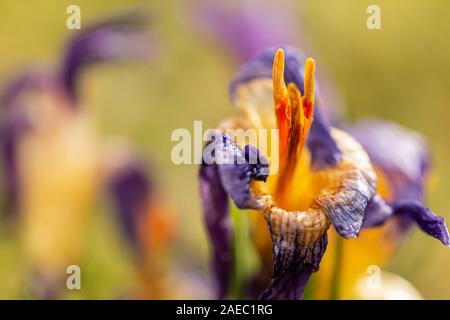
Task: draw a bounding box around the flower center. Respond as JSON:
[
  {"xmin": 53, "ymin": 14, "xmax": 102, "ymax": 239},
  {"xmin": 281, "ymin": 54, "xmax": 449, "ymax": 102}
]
[{"xmin": 271, "ymin": 49, "xmax": 315, "ymax": 207}]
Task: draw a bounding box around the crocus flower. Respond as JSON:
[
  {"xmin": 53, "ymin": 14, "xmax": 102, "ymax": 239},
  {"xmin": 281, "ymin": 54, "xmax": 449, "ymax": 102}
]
[
  {"xmin": 199, "ymin": 46, "xmax": 449, "ymax": 300},
  {"xmin": 0, "ymin": 13, "xmax": 148, "ymax": 298}
]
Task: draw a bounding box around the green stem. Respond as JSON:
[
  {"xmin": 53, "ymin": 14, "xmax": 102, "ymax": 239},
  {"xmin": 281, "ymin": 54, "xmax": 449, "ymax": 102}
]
[{"xmin": 229, "ymin": 205, "xmax": 258, "ymax": 299}]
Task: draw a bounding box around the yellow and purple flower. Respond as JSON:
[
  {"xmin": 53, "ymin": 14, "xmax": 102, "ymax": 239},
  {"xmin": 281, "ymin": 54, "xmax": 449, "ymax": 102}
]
[
  {"xmin": 199, "ymin": 46, "xmax": 449, "ymax": 300},
  {"xmin": 0, "ymin": 13, "xmax": 148, "ymax": 298}
]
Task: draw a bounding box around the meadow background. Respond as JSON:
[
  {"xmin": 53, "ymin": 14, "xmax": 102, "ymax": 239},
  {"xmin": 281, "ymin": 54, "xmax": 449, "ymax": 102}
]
[{"xmin": 0, "ymin": 0, "xmax": 449, "ymax": 299}]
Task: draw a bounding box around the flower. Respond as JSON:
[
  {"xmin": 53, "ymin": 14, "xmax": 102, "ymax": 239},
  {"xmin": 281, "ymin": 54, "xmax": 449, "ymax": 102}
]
[
  {"xmin": 1, "ymin": 12, "xmax": 148, "ymax": 218},
  {"xmin": 199, "ymin": 46, "xmax": 449, "ymax": 300},
  {"xmin": 199, "ymin": 46, "xmax": 394, "ymax": 299},
  {"xmin": 0, "ymin": 13, "xmax": 148, "ymax": 298}
]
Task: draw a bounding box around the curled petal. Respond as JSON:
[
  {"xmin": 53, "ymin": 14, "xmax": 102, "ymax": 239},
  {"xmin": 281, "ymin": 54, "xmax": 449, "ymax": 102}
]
[
  {"xmin": 61, "ymin": 12, "xmax": 149, "ymax": 102},
  {"xmin": 204, "ymin": 133, "xmax": 268, "ymax": 210},
  {"xmin": 229, "ymin": 46, "xmax": 341, "ymax": 169},
  {"xmin": 321, "ymin": 129, "xmax": 377, "ymax": 238},
  {"xmin": 243, "ymin": 144, "xmax": 270, "ymax": 181},
  {"xmin": 347, "ymin": 121, "xmax": 450, "ymax": 245},
  {"xmin": 199, "ymin": 132, "xmax": 269, "ymax": 298},
  {"xmin": 392, "ymin": 200, "xmax": 450, "ymax": 246},
  {"xmin": 347, "ymin": 120, "xmax": 430, "ymax": 201}
]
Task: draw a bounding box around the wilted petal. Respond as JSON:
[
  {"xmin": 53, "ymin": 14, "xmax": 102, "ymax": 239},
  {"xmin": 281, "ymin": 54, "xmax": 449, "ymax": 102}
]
[
  {"xmin": 61, "ymin": 12, "xmax": 149, "ymax": 101},
  {"xmin": 204, "ymin": 133, "xmax": 269, "ymax": 210},
  {"xmin": 260, "ymin": 234, "xmax": 328, "ymax": 300},
  {"xmin": 347, "ymin": 120, "xmax": 430, "ymax": 201},
  {"xmin": 229, "ymin": 46, "xmax": 341, "ymax": 170},
  {"xmin": 347, "ymin": 120, "xmax": 450, "ymax": 246},
  {"xmin": 199, "ymin": 132, "xmax": 269, "ymax": 298},
  {"xmin": 392, "ymin": 200, "xmax": 450, "ymax": 246},
  {"xmin": 321, "ymin": 129, "xmax": 377, "ymax": 238}
]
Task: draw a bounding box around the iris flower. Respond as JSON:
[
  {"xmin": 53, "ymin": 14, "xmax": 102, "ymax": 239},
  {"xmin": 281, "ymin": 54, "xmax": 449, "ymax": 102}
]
[
  {"xmin": 199, "ymin": 46, "xmax": 449, "ymax": 300},
  {"xmin": 0, "ymin": 13, "xmax": 147, "ymax": 298}
]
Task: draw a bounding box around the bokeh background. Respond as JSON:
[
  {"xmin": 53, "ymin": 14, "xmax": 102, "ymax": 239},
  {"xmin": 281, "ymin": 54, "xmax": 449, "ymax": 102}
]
[{"xmin": 0, "ymin": 0, "xmax": 449, "ymax": 299}]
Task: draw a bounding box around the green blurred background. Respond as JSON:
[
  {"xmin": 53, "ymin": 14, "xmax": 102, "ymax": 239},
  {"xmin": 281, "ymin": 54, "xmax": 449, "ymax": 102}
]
[{"xmin": 0, "ymin": 0, "xmax": 449, "ymax": 299}]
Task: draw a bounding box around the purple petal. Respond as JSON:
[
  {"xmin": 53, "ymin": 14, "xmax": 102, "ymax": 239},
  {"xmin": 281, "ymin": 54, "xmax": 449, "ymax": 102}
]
[
  {"xmin": 259, "ymin": 234, "xmax": 328, "ymax": 300},
  {"xmin": 229, "ymin": 46, "xmax": 341, "ymax": 170},
  {"xmin": 362, "ymin": 194, "xmax": 393, "ymax": 228},
  {"xmin": 307, "ymin": 110, "xmax": 342, "ymax": 170},
  {"xmin": 393, "ymin": 200, "xmax": 450, "ymax": 246},
  {"xmin": 0, "ymin": 72, "xmax": 52, "ymax": 216},
  {"xmin": 60, "ymin": 12, "xmax": 149, "ymax": 102},
  {"xmin": 107, "ymin": 155, "xmax": 153, "ymax": 253},
  {"xmin": 1, "ymin": 72, "xmax": 55, "ymax": 111},
  {"xmin": 204, "ymin": 133, "xmax": 268, "ymax": 210},
  {"xmin": 346, "ymin": 120, "xmax": 450, "ymax": 245},
  {"xmin": 347, "ymin": 120, "xmax": 430, "ymax": 201},
  {"xmin": 0, "ymin": 111, "xmax": 30, "ymax": 216},
  {"xmin": 316, "ymin": 129, "xmax": 377, "ymax": 239},
  {"xmin": 199, "ymin": 133, "xmax": 270, "ymax": 298},
  {"xmin": 199, "ymin": 161, "xmax": 232, "ymax": 299}
]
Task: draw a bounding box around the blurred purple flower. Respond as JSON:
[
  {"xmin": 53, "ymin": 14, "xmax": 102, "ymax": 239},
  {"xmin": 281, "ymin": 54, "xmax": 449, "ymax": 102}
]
[
  {"xmin": 0, "ymin": 12, "xmax": 148, "ymax": 218},
  {"xmin": 197, "ymin": 0, "xmax": 300, "ymax": 61}
]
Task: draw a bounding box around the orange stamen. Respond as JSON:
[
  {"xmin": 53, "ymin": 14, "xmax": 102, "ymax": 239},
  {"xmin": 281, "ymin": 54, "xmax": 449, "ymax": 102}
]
[
  {"xmin": 273, "ymin": 51, "xmax": 316, "ymax": 206},
  {"xmin": 301, "ymin": 58, "xmax": 315, "ymax": 147},
  {"xmin": 273, "ymin": 49, "xmax": 291, "ymax": 168}
]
